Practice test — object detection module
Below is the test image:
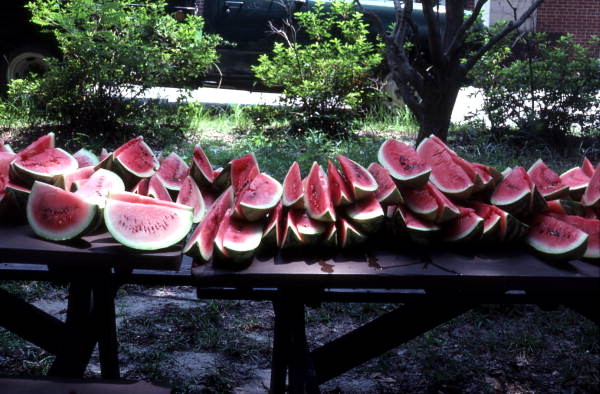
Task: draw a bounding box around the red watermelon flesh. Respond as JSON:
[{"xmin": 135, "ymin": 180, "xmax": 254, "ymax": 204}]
[
  {"xmin": 157, "ymin": 152, "xmax": 189, "ymax": 193},
  {"xmin": 108, "ymin": 191, "xmax": 190, "ymax": 211},
  {"xmin": 582, "ymin": 157, "xmax": 595, "ymax": 177},
  {"xmin": 549, "ymin": 214, "xmax": 599, "ymax": 260},
  {"xmin": 344, "ymin": 195, "xmax": 384, "ymax": 233},
  {"xmin": 283, "ymin": 161, "xmax": 304, "ymax": 208},
  {"xmin": 0, "ymin": 152, "xmax": 17, "ymax": 189},
  {"xmin": 27, "ymin": 181, "xmax": 98, "ymax": 241},
  {"xmin": 327, "ymin": 160, "xmax": 353, "ymax": 207},
  {"xmin": 214, "ymin": 208, "xmax": 233, "ymax": 259},
  {"xmin": 367, "ymin": 162, "xmax": 403, "ymax": 205},
  {"xmin": 113, "ymin": 136, "xmax": 142, "ymax": 158},
  {"xmin": 428, "ymin": 182, "xmax": 460, "ymax": 223},
  {"xmin": 184, "ymin": 187, "xmax": 234, "ymax": 261},
  {"xmin": 545, "ymin": 199, "xmax": 585, "ymax": 217},
  {"xmin": 281, "ymin": 209, "xmax": 304, "ymax": 248},
  {"xmin": 262, "ymin": 200, "xmax": 284, "ymax": 248},
  {"xmin": 403, "ymin": 182, "xmax": 439, "ymax": 222},
  {"xmin": 222, "ymin": 216, "xmax": 263, "ymax": 263},
  {"xmin": 131, "ymin": 178, "xmax": 150, "ymax": 195},
  {"xmin": 294, "ymin": 210, "xmax": 327, "ymax": 244},
  {"xmin": 581, "ymin": 165, "xmax": 600, "ymax": 207},
  {"xmin": 394, "ymin": 205, "xmax": 439, "ymax": 244},
  {"xmin": 18, "ymin": 133, "xmax": 55, "ymax": 159},
  {"xmin": 231, "ymin": 153, "xmax": 259, "ymax": 202},
  {"xmin": 99, "ymin": 148, "xmax": 110, "ymax": 162},
  {"xmin": 237, "ymin": 172, "xmax": 283, "ymax": 222},
  {"xmin": 442, "ymin": 207, "xmax": 483, "ymax": 242},
  {"xmin": 336, "ymin": 154, "xmax": 378, "ymax": 200},
  {"xmin": 470, "ymin": 202, "xmax": 502, "ymax": 241},
  {"xmin": 73, "ymin": 148, "xmax": 99, "ymax": 168},
  {"xmin": 191, "ymin": 144, "xmax": 215, "ymax": 187},
  {"xmin": 416, "ymin": 136, "xmax": 474, "ymax": 199},
  {"xmin": 147, "ymin": 174, "xmax": 173, "ymax": 202},
  {"xmin": 526, "ymin": 214, "xmax": 588, "ymax": 260},
  {"xmin": 377, "ymin": 139, "xmax": 430, "ymax": 188},
  {"xmin": 304, "ymin": 162, "xmax": 336, "ymax": 222},
  {"xmin": 176, "ymin": 176, "xmax": 206, "ymax": 223},
  {"xmin": 11, "ymin": 148, "xmax": 78, "ymax": 187},
  {"xmin": 527, "ymin": 159, "xmax": 569, "ymax": 200},
  {"xmin": 472, "ymin": 163, "xmax": 496, "ymax": 189},
  {"xmin": 490, "ymin": 166, "xmax": 532, "ymax": 214},
  {"xmin": 74, "ymin": 168, "xmax": 125, "ymax": 208},
  {"xmin": 560, "ymin": 166, "xmax": 591, "ymax": 200}
]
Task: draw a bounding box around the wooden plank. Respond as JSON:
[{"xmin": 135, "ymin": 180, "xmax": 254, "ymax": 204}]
[
  {"xmin": 310, "ymin": 302, "xmax": 473, "ymax": 384},
  {"xmin": 0, "ymin": 225, "xmax": 182, "ymax": 271},
  {"xmin": 192, "ymin": 247, "xmax": 600, "ymax": 294}
]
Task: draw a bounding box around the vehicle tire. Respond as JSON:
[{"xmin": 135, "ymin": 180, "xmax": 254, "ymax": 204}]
[{"xmin": 0, "ymin": 45, "xmax": 52, "ymax": 95}]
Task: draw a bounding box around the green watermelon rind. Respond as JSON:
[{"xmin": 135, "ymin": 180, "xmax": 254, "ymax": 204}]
[
  {"xmin": 104, "ymin": 198, "xmax": 193, "ymax": 251},
  {"xmin": 73, "ymin": 148, "xmax": 100, "ymax": 167},
  {"xmin": 377, "ymin": 139, "xmax": 431, "ymax": 188},
  {"xmin": 12, "ymin": 148, "xmax": 79, "ymax": 186},
  {"xmin": 337, "ymin": 155, "xmax": 378, "ymax": 201},
  {"xmin": 527, "ymin": 229, "xmax": 588, "ymax": 261},
  {"xmin": 281, "ymin": 210, "xmax": 304, "ymax": 249},
  {"xmin": 338, "ymin": 218, "xmax": 367, "ymax": 248},
  {"xmin": 239, "ymin": 173, "xmax": 283, "ymax": 222},
  {"xmin": 344, "ymin": 197, "xmax": 384, "ymax": 234},
  {"xmin": 443, "ymin": 214, "xmax": 484, "ymax": 243},
  {"xmin": 581, "ymin": 166, "xmax": 599, "ymax": 208},
  {"xmin": 222, "ymin": 219, "xmax": 263, "ymax": 263},
  {"xmin": 27, "ymin": 181, "xmax": 98, "ymax": 242}
]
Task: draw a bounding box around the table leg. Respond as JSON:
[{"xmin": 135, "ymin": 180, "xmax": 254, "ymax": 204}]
[
  {"xmin": 310, "ymin": 302, "xmax": 472, "ymax": 384},
  {"xmin": 270, "ymin": 299, "xmax": 290, "ymax": 394},
  {"xmin": 286, "ymin": 297, "xmax": 319, "ymax": 394},
  {"xmin": 48, "ymin": 281, "xmax": 97, "ymax": 377},
  {"xmin": 93, "ymin": 280, "xmax": 120, "ymax": 379},
  {"xmin": 0, "ymin": 287, "xmax": 65, "ymax": 355}
]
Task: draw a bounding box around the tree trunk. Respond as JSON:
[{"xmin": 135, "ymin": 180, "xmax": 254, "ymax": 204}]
[{"xmin": 415, "ymin": 83, "xmax": 460, "ymax": 145}]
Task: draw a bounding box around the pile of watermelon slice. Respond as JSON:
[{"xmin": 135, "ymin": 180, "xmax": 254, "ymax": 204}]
[{"xmin": 0, "ymin": 133, "xmax": 598, "ymax": 263}]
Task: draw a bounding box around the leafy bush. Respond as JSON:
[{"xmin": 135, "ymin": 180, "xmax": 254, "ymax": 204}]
[
  {"xmin": 252, "ymin": 0, "xmax": 384, "ymax": 135},
  {"xmin": 470, "ymin": 32, "xmax": 600, "ymax": 144},
  {"xmin": 8, "ymin": 0, "xmax": 221, "ymax": 141}
]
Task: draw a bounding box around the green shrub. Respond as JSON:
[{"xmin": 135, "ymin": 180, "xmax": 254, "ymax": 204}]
[
  {"xmin": 252, "ymin": 0, "xmax": 384, "ymax": 135},
  {"xmin": 470, "ymin": 32, "xmax": 600, "ymax": 144},
  {"xmin": 8, "ymin": 0, "xmax": 221, "ymax": 141}
]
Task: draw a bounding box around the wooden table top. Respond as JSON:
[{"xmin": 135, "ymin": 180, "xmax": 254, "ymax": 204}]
[
  {"xmin": 0, "ymin": 225, "xmax": 183, "ymax": 271},
  {"xmin": 191, "ymin": 243, "xmax": 600, "ymax": 293}
]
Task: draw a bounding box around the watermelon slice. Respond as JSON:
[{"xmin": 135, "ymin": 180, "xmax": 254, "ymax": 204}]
[
  {"xmin": 176, "ymin": 176, "xmax": 206, "ymax": 223},
  {"xmin": 549, "ymin": 214, "xmax": 599, "ymax": 260},
  {"xmin": 156, "ymin": 152, "xmax": 189, "ymax": 196},
  {"xmin": 237, "ymin": 173, "xmax": 283, "ymax": 222},
  {"xmin": 281, "ymin": 209, "xmax": 304, "ymax": 249},
  {"xmin": 73, "ymin": 148, "xmax": 99, "ymax": 168},
  {"xmin": 304, "ymin": 162, "xmax": 336, "ymax": 222},
  {"xmin": 231, "ymin": 153, "xmax": 260, "ymax": 202},
  {"xmin": 111, "ymin": 136, "xmax": 159, "ymax": 187},
  {"xmin": 104, "ymin": 192, "xmax": 193, "ymax": 251},
  {"xmin": 18, "ymin": 133, "xmax": 55, "ymax": 159},
  {"xmin": 367, "ymin": 162, "xmax": 403, "ymax": 205},
  {"xmin": 442, "ymin": 207, "xmax": 483, "ymax": 243},
  {"xmin": 337, "ymin": 217, "xmax": 367, "ymax": 248},
  {"xmin": 581, "ymin": 165, "xmax": 599, "ymax": 207},
  {"xmin": 322, "ymin": 223, "xmax": 338, "ymax": 248},
  {"xmin": 490, "ymin": 166, "xmax": 532, "ymax": 215},
  {"xmin": 377, "ymin": 139, "xmax": 430, "ymax": 188},
  {"xmin": 403, "ymin": 182, "xmax": 440, "ymax": 222},
  {"xmin": 344, "ymin": 195, "xmax": 384, "ymax": 234},
  {"xmin": 582, "ymin": 157, "xmax": 595, "ymax": 177},
  {"xmin": 283, "ymin": 161, "xmax": 304, "ymax": 209},
  {"xmin": 27, "ymin": 181, "xmax": 98, "ymax": 241},
  {"xmin": 221, "ymin": 216, "xmax": 263, "ymax": 263},
  {"xmin": 54, "ymin": 166, "xmax": 96, "ymax": 192},
  {"xmin": 294, "ymin": 210, "xmax": 327, "ymax": 244},
  {"xmin": 74, "ymin": 168, "xmax": 125, "ymax": 208},
  {"xmin": 11, "ymin": 148, "xmax": 79, "ymax": 188},
  {"xmin": 336, "ymin": 154, "xmax": 378, "ymax": 200},
  {"xmin": 527, "ymin": 159, "xmax": 569, "ymax": 200},
  {"xmin": 261, "ymin": 200, "xmax": 284, "ymax": 249},
  {"xmin": 327, "ymin": 160, "xmax": 353, "ymax": 207},
  {"xmin": 526, "ymin": 214, "xmax": 588, "ymax": 261},
  {"xmin": 470, "ymin": 202, "xmax": 502, "ymax": 242},
  {"xmin": 147, "ymin": 174, "xmax": 173, "ymax": 202},
  {"xmin": 416, "ymin": 136, "xmax": 474, "ymax": 199},
  {"xmin": 546, "ymin": 199, "xmax": 585, "ymax": 217},
  {"xmin": 184, "ymin": 188, "xmax": 234, "ymax": 261},
  {"xmin": 394, "ymin": 205, "xmax": 440, "ymax": 245},
  {"xmin": 190, "ymin": 144, "xmax": 215, "ymax": 187},
  {"xmin": 560, "ymin": 158, "xmax": 593, "ymax": 201}
]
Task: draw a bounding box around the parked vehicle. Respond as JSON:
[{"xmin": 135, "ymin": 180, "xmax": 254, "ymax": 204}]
[{"xmin": 0, "ymin": 0, "xmax": 434, "ymax": 93}]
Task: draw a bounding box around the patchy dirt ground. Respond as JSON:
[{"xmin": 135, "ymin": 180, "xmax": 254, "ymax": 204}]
[{"xmin": 0, "ymin": 283, "xmax": 598, "ymax": 393}]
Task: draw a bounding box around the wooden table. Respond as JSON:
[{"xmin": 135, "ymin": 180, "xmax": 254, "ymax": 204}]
[
  {"xmin": 192, "ymin": 243, "xmax": 600, "ymax": 394},
  {"xmin": 0, "ymin": 225, "xmax": 186, "ymax": 379}
]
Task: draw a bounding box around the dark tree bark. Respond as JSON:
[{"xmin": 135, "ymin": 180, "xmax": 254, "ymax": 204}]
[{"xmin": 361, "ymin": 0, "xmax": 544, "ymax": 145}]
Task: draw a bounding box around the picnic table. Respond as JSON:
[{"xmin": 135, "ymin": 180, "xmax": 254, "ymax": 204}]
[{"xmin": 1, "ymin": 224, "xmax": 599, "ymax": 393}]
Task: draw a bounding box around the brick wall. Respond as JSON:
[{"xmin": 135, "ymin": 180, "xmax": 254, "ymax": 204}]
[{"xmin": 536, "ymin": 0, "xmax": 600, "ymax": 46}]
